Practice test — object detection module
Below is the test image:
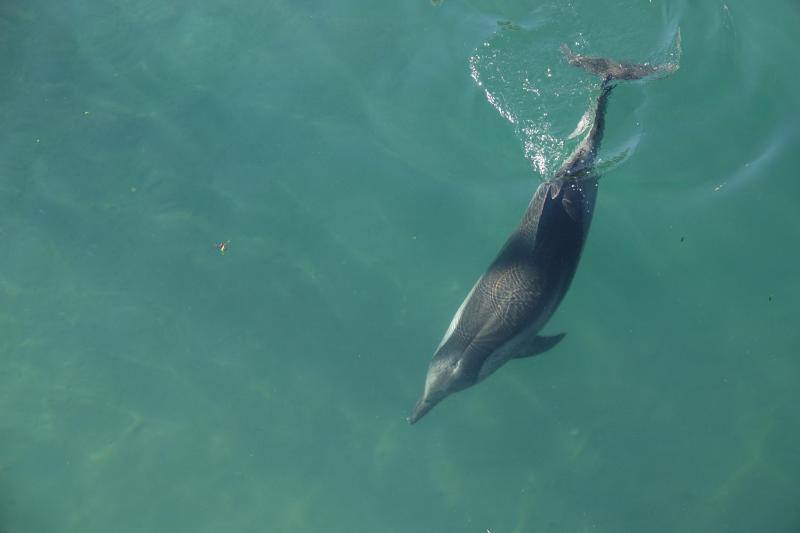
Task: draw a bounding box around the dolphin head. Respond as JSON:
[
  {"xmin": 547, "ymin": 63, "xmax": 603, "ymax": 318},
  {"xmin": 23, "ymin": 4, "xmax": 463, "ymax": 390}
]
[{"xmin": 408, "ymin": 350, "xmax": 473, "ymax": 424}]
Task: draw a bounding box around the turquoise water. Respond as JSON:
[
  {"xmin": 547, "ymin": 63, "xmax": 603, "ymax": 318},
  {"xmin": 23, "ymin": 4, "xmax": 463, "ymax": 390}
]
[{"xmin": 1, "ymin": 0, "xmax": 798, "ymax": 531}]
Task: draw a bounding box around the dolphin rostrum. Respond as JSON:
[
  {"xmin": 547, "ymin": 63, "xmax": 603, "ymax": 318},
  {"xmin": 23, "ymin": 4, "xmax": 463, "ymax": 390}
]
[{"xmin": 409, "ymin": 45, "xmax": 678, "ymax": 424}]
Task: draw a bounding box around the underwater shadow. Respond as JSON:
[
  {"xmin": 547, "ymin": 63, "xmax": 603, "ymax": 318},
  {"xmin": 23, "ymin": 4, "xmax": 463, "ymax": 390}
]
[
  {"xmin": 0, "ymin": 473, "xmax": 44, "ymax": 533},
  {"xmin": 0, "ymin": 476, "xmax": 12, "ymax": 533}
]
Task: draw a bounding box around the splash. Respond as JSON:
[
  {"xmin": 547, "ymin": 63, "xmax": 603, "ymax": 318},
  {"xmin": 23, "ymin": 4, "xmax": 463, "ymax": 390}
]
[
  {"xmin": 468, "ymin": 23, "xmax": 590, "ymax": 179},
  {"xmin": 469, "ymin": 46, "xmax": 568, "ymax": 178},
  {"xmin": 469, "ymin": 53, "xmax": 517, "ymax": 125},
  {"xmin": 468, "ymin": 19, "xmax": 683, "ymax": 180},
  {"xmin": 521, "ymin": 123, "xmax": 562, "ymax": 176}
]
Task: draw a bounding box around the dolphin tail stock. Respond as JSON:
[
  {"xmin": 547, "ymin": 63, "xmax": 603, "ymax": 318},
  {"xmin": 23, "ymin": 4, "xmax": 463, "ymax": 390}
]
[
  {"xmin": 557, "ymin": 41, "xmax": 677, "ymax": 175},
  {"xmin": 560, "ymin": 43, "xmax": 678, "ymax": 84}
]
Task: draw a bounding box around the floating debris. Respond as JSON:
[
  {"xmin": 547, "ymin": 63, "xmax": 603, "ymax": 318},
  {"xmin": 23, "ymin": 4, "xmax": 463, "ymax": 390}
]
[{"xmin": 214, "ymin": 240, "xmax": 231, "ymax": 255}]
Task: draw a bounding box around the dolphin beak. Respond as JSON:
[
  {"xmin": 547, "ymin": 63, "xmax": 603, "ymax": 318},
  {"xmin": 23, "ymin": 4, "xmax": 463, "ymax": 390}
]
[{"xmin": 408, "ymin": 396, "xmax": 437, "ymax": 425}]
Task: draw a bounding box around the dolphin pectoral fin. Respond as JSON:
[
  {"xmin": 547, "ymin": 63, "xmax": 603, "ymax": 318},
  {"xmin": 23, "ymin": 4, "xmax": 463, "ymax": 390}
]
[{"xmin": 512, "ymin": 333, "xmax": 566, "ymax": 359}]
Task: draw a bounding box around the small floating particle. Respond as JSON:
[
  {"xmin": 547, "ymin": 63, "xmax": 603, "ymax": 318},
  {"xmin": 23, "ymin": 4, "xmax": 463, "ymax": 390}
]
[
  {"xmin": 83, "ymin": 111, "xmax": 90, "ymax": 116},
  {"xmin": 680, "ymin": 236, "xmax": 685, "ymax": 242},
  {"xmin": 130, "ymin": 186, "xmax": 137, "ymax": 193},
  {"xmin": 768, "ymin": 295, "xmax": 773, "ymax": 302},
  {"xmin": 713, "ymin": 183, "xmax": 725, "ymax": 192},
  {"xmin": 214, "ymin": 240, "xmax": 231, "ymax": 255}
]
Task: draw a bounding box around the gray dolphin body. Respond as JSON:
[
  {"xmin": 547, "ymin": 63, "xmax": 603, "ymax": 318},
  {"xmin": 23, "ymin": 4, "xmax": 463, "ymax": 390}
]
[{"xmin": 409, "ymin": 46, "xmax": 677, "ymax": 424}]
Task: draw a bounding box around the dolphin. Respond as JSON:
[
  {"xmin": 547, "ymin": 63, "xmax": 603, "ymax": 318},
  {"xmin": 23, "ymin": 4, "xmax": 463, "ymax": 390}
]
[{"xmin": 408, "ymin": 45, "xmax": 678, "ymax": 424}]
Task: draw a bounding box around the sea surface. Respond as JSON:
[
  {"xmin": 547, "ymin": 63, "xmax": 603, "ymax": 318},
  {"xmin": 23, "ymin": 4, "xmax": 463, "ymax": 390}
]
[{"xmin": 1, "ymin": 0, "xmax": 798, "ymax": 532}]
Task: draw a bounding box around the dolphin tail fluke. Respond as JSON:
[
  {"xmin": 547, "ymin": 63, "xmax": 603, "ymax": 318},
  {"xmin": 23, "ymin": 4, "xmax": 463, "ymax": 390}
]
[
  {"xmin": 560, "ymin": 43, "xmax": 678, "ymax": 83},
  {"xmin": 512, "ymin": 333, "xmax": 566, "ymax": 359}
]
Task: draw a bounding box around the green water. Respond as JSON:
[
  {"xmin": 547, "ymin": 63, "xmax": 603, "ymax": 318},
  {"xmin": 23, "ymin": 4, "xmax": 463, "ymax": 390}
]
[{"xmin": 1, "ymin": 0, "xmax": 798, "ymax": 531}]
